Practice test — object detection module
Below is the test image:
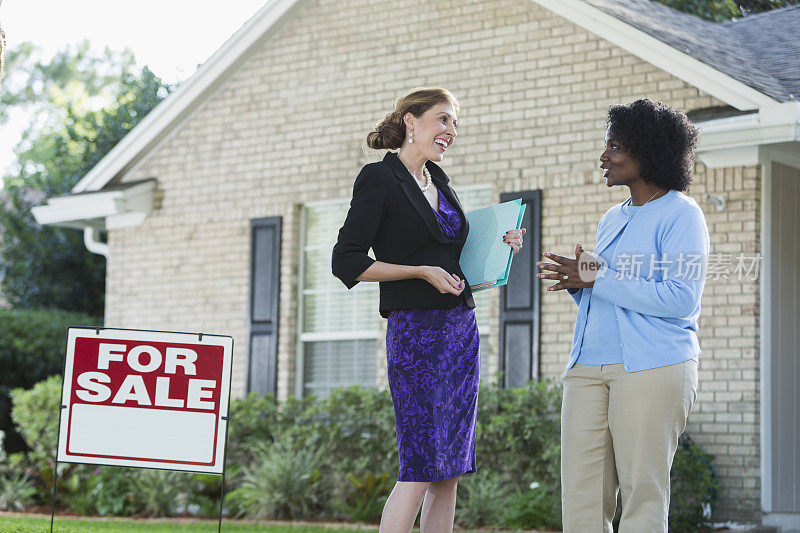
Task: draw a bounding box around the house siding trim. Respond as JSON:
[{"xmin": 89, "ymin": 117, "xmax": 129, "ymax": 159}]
[{"xmin": 759, "ymin": 148, "xmax": 800, "ymax": 520}]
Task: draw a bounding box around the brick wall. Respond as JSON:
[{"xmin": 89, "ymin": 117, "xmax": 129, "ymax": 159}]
[{"xmin": 106, "ymin": 0, "xmax": 761, "ymax": 520}]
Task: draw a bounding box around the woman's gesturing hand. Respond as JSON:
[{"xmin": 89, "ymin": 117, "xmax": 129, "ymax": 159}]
[
  {"xmin": 503, "ymin": 228, "xmax": 526, "ymax": 254},
  {"xmin": 537, "ymin": 244, "xmax": 598, "ymax": 291},
  {"xmin": 419, "ymin": 266, "xmax": 465, "ymax": 295}
]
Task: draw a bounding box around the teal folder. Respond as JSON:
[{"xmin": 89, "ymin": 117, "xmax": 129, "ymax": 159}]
[{"xmin": 459, "ymin": 199, "xmax": 526, "ymax": 292}]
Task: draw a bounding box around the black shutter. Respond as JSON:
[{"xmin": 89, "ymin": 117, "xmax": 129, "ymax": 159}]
[
  {"xmin": 499, "ymin": 190, "xmax": 541, "ymax": 387},
  {"xmin": 247, "ymin": 217, "xmax": 281, "ymax": 395}
]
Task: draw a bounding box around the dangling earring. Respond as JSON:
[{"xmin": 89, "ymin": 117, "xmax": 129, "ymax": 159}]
[{"xmin": 408, "ymin": 130, "xmax": 414, "ymax": 144}]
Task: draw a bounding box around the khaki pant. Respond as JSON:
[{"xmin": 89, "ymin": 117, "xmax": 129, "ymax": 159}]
[{"xmin": 560, "ymin": 360, "xmax": 698, "ymax": 533}]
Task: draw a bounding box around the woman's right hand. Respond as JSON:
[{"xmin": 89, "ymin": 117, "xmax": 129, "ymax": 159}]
[{"xmin": 418, "ymin": 266, "xmax": 464, "ymax": 295}]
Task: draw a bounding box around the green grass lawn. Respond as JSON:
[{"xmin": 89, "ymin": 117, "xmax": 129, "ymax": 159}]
[{"xmin": 0, "ymin": 515, "xmax": 376, "ymax": 532}]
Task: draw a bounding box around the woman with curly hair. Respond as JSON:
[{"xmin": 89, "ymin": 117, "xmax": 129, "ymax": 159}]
[{"xmin": 537, "ymin": 99, "xmax": 710, "ymax": 532}]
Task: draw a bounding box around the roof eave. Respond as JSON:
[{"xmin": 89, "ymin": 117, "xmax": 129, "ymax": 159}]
[
  {"xmin": 71, "ymin": 0, "xmax": 306, "ymax": 194},
  {"xmin": 70, "ymin": 0, "xmax": 787, "ymax": 192},
  {"xmin": 529, "ymin": 0, "xmax": 778, "ymax": 111},
  {"xmin": 32, "ymin": 179, "xmax": 157, "ymax": 231},
  {"xmin": 695, "ymin": 102, "xmax": 800, "ymax": 168}
]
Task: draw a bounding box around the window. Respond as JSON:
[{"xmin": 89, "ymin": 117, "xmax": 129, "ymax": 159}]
[
  {"xmin": 297, "ymin": 184, "xmax": 494, "ymax": 397},
  {"xmin": 297, "ymin": 200, "xmax": 379, "ymax": 398}
]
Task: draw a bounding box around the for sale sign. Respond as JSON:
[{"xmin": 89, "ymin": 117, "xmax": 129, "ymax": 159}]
[{"xmin": 57, "ymin": 327, "xmax": 233, "ymax": 473}]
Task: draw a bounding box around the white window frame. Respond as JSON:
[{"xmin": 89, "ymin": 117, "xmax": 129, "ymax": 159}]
[
  {"xmin": 294, "ymin": 183, "xmax": 495, "ymax": 396},
  {"xmin": 295, "ymin": 197, "xmax": 381, "ymax": 397}
]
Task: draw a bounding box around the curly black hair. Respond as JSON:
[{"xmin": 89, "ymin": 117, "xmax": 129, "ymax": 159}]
[{"xmin": 607, "ymin": 99, "xmax": 699, "ymax": 192}]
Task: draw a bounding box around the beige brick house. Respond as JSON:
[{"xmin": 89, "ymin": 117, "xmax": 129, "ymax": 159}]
[{"xmin": 33, "ymin": 0, "xmax": 800, "ymax": 527}]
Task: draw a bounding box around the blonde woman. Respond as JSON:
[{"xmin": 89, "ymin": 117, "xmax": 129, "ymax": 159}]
[{"xmin": 332, "ymin": 88, "xmax": 524, "ymax": 532}]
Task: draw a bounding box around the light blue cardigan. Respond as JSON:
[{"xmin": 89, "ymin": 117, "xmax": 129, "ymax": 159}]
[{"xmin": 567, "ymin": 190, "xmax": 710, "ymax": 372}]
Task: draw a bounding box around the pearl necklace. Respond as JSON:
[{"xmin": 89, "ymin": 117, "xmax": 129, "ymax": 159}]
[
  {"xmin": 397, "ymin": 150, "xmax": 432, "ymax": 192},
  {"xmin": 419, "ymin": 165, "xmax": 432, "ymax": 192}
]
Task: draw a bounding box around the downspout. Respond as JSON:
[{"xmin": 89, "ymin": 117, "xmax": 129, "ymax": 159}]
[{"xmin": 83, "ymin": 227, "xmax": 109, "ymax": 258}]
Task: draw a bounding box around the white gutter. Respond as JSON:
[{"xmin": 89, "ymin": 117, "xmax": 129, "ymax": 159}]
[
  {"xmin": 695, "ymin": 102, "xmax": 800, "ymax": 168},
  {"xmin": 83, "ymin": 228, "xmax": 109, "ymax": 258}
]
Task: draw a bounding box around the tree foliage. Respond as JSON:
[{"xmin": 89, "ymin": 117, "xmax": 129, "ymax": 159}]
[
  {"xmin": 0, "ymin": 40, "xmax": 138, "ymax": 125},
  {"xmin": 657, "ymin": 0, "xmax": 800, "ymax": 21},
  {"xmin": 0, "ymin": 42, "xmax": 4, "ymax": 85},
  {"xmin": 0, "ymin": 308, "xmax": 97, "ymax": 453},
  {"xmin": 0, "ymin": 1, "xmax": 5, "ymax": 84},
  {"xmin": 0, "ymin": 41, "xmax": 171, "ymax": 315}
]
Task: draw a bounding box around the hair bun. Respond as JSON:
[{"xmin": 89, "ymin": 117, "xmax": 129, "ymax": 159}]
[{"xmin": 367, "ymin": 112, "xmax": 404, "ymax": 150}]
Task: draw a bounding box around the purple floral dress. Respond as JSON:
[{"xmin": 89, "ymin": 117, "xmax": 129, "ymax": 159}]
[{"xmin": 386, "ymin": 189, "xmax": 480, "ymax": 482}]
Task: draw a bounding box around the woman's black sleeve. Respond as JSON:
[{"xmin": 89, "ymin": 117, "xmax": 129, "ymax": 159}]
[{"xmin": 331, "ymin": 166, "xmax": 388, "ymax": 289}]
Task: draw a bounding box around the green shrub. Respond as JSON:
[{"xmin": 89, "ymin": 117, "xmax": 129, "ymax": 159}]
[
  {"xmin": 0, "ymin": 468, "xmax": 36, "ymax": 511},
  {"xmin": 131, "ymin": 469, "xmax": 191, "ymax": 517},
  {"xmin": 227, "ymin": 434, "xmax": 329, "ymax": 520},
  {"xmin": 226, "ymin": 392, "xmax": 279, "ymax": 467},
  {"xmin": 56, "ymin": 465, "xmax": 100, "ymax": 515},
  {"xmin": 454, "ymin": 471, "xmax": 510, "ymax": 527},
  {"xmin": 0, "ymin": 308, "xmax": 100, "ymax": 453},
  {"xmin": 476, "ymin": 380, "xmax": 562, "ymax": 491},
  {"xmin": 4, "ymin": 371, "xmax": 719, "ymax": 531},
  {"xmin": 186, "ymin": 473, "xmax": 224, "ymax": 518},
  {"xmin": 669, "ymin": 435, "xmax": 718, "ymax": 533},
  {"xmin": 502, "ymin": 482, "xmax": 562, "ymax": 530},
  {"xmin": 227, "ymin": 392, "xmax": 319, "ymax": 468},
  {"xmin": 93, "ymin": 467, "xmax": 138, "ymax": 517},
  {"xmin": 10, "ymin": 374, "xmax": 61, "ymax": 467},
  {"xmin": 228, "ymin": 387, "xmax": 394, "ymax": 523},
  {"xmin": 234, "ymin": 383, "xmax": 562, "ymax": 525},
  {"xmin": 334, "ymin": 471, "xmax": 393, "ymax": 523},
  {"xmin": 318, "ymin": 386, "xmax": 397, "ymax": 479}
]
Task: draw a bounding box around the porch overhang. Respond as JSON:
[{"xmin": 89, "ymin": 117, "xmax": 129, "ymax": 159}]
[
  {"xmin": 696, "ymin": 102, "xmax": 800, "ymax": 169},
  {"xmin": 31, "ymin": 179, "xmax": 157, "ymax": 232}
]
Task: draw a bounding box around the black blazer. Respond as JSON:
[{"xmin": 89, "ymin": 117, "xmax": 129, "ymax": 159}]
[{"xmin": 332, "ymin": 151, "xmax": 475, "ymax": 318}]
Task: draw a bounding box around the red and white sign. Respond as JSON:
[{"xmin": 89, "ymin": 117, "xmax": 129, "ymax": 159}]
[{"xmin": 57, "ymin": 328, "xmax": 233, "ymax": 473}]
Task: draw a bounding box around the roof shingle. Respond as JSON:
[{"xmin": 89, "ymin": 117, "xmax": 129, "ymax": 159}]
[{"xmin": 584, "ymin": 0, "xmax": 800, "ymax": 102}]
